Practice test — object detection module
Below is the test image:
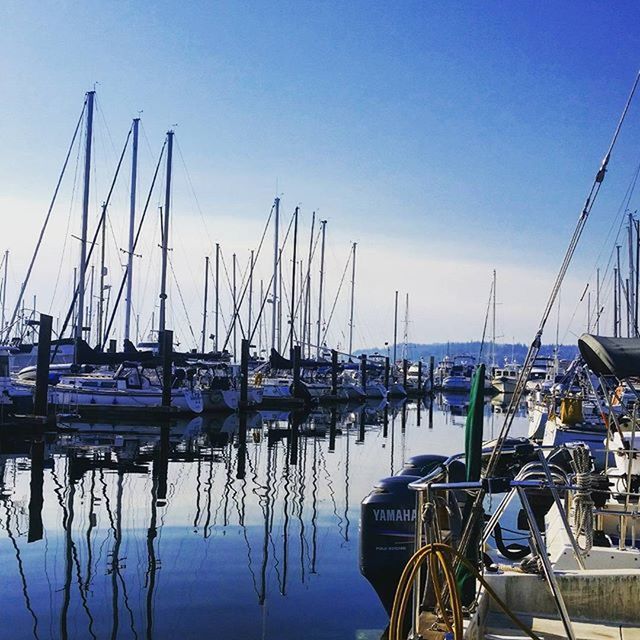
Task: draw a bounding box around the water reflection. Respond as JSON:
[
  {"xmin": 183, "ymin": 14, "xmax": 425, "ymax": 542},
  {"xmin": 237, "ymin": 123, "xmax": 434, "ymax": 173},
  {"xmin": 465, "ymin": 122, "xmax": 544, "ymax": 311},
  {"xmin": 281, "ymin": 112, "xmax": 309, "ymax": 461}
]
[{"xmin": 0, "ymin": 398, "xmax": 529, "ymax": 639}]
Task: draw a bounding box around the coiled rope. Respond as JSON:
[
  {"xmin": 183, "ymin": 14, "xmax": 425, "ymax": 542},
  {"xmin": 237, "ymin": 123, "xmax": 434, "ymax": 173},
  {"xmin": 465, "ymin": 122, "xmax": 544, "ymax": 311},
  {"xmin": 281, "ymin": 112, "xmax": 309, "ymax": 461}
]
[
  {"xmin": 388, "ymin": 542, "xmax": 541, "ymax": 640},
  {"xmin": 571, "ymin": 446, "xmax": 594, "ymax": 554}
]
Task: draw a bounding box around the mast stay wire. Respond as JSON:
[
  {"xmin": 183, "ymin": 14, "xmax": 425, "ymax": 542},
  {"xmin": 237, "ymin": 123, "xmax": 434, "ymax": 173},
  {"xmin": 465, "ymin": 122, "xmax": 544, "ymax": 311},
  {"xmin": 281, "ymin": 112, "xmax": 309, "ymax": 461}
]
[
  {"xmin": 49, "ymin": 114, "xmax": 84, "ymax": 314},
  {"xmin": 282, "ymin": 225, "xmax": 323, "ymax": 352},
  {"xmin": 219, "ymin": 203, "xmax": 275, "ymax": 350},
  {"xmin": 4, "ymin": 100, "xmax": 86, "ymax": 342},
  {"xmin": 247, "ymin": 208, "xmax": 297, "ymax": 345},
  {"xmin": 320, "ymin": 248, "xmax": 353, "ymax": 349},
  {"xmin": 562, "ymin": 158, "xmax": 640, "ymax": 341},
  {"xmin": 169, "ymin": 255, "xmax": 198, "ymax": 348},
  {"xmin": 101, "ymin": 140, "xmax": 167, "ymax": 348},
  {"xmin": 458, "ymin": 69, "xmax": 640, "ymax": 565},
  {"xmin": 53, "ymin": 124, "xmax": 133, "ymax": 356}
]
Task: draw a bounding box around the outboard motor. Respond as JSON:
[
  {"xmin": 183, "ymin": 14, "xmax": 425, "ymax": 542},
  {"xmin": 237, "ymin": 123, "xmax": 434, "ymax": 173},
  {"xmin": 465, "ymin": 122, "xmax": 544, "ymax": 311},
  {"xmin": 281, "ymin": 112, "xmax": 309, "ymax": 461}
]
[{"xmin": 360, "ymin": 454, "xmax": 465, "ymax": 615}]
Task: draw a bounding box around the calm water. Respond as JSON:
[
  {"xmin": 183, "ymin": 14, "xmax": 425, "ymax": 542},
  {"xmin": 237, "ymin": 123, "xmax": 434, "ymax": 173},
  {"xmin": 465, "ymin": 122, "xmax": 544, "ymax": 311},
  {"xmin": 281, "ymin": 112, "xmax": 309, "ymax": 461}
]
[{"xmin": 0, "ymin": 395, "xmax": 528, "ymax": 640}]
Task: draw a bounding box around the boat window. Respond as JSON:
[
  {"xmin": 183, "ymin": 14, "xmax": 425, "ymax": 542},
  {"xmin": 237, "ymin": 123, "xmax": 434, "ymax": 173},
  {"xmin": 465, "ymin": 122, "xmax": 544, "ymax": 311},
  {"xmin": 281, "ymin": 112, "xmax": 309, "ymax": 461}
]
[
  {"xmin": 100, "ymin": 381, "xmax": 117, "ymax": 389},
  {"xmin": 0, "ymin": 357, "xmax": 9, "ymax": 377}
]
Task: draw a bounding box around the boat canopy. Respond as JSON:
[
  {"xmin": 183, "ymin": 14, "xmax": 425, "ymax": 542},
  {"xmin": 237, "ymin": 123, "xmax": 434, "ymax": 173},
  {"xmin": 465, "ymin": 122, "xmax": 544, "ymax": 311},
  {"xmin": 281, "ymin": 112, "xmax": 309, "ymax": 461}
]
[{"xmin": 578, "ymin": 333, "xmax": 640, "ymax": 378}]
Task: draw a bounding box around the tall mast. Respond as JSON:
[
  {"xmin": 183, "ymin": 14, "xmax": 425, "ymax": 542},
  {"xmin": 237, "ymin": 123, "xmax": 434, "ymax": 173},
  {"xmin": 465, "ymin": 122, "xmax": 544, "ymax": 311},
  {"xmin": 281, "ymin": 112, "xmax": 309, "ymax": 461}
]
[
  {"xmin": 232, "ymin": 253, "xmax": 237, "ymax": 358},
  {"xmin": 158, "ymin": 130, "xmax": 174, "ymax": 334},
  {"xmin": 215, "ymin": 243, "xmax": 220, "ymax": 351},
  {"xmin": 596, "ymin": 267, "xmax": 600, "ymax": 334},
  {"xmin": 348, "ymin": 242, "xmax": 357, "ymax": 356},
  {"xmin": 201, "ymin": 256, "xmax": 209, "ymax": 353},
  {"xmin": 616, "ymin": 244, "xmax": 622, "ymax": 338},
  {"xmin": 97, "ymin": 203, "xmax": 107, "ymax": 347},
  {"xmin": 75, "ymin": 90, "xmax": 95, "ymax": 340},
  {"xmin": 289, "ymin": 206, "xmax": 299, "ymax": 352},
  {"xmin": 316, "ymin": 220, "xmax": 327, "ymax": 359},
  {"xmin": 88, "ymin": 265, "xmax": 94, "ymax": 344},
  {"xmin": 271, "ymin": 197, "xmax": 280, "ymax": 351},
  {"xmin": 1, "ymin": 250, "xmax": 8, "ymax": 335},
  {"xmin": 629, "ymin": 212, "xmax": 635, "ymax": 335},
  {"xmin": 124, "ymin": 117, "xmax": 140, "ymax": 341},
  {"xmin": 278, "ymin": 248, "xmax": 283, "ymax": 352},
  {"xmin": 248, "ymin": 250, "xmax": 254, "ymax": 339},
  {"xmin": 259, "ymin": 279, "xmax": 264, "ymax": 355},
  {"xmin": 392, "ymin": 290, "xmax": 398, "ymax": 365},
  {"xmin": 305, "ymin": 212, "xmax": 316, "ymax": 358},
  {"xmin": 492, "ymin": 269, "xmax": 496, "ymax": 367},
  {"xmin": 402, "ymin": 292, "xmax": 409, "ymax": 361}
]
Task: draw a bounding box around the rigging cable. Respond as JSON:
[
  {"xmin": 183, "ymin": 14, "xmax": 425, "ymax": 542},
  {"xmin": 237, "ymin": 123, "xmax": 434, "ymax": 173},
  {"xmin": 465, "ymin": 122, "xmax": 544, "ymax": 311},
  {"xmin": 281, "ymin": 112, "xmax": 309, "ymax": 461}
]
[
  {"xmin": 320, "ymin": 249, "xmax": 353, "ymax": 348},
  {"xmin": 100, "ymin": 140, "xmax": 167, "ymax": 348},
  {"xmin": 458, "ymin": 68, "xmax": 640, "ymax": 568},
  {"xmin": 4, "ymin": 100, "xmax": 86, "ymax": 342},
  {"xmin": 220, "ymin": 203, "xmax": 275, "ymax": 351},
  {"xmin": 53, "ymin": 123, "xmax": 133, "ymax": 357}
]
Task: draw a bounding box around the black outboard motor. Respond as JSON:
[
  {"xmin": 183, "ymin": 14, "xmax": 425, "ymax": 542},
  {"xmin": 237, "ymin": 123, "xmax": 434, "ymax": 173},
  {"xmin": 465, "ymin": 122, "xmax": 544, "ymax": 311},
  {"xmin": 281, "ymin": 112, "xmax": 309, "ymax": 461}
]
[{"xmin": 360, "ymin": 454, "xmax": 465, "ymax": 615}]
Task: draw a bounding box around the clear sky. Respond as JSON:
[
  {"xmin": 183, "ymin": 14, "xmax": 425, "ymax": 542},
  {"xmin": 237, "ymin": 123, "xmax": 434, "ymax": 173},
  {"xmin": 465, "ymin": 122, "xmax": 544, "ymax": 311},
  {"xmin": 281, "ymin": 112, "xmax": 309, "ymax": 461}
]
[{"xmin": 1, "ymin": 1, "xmax": 639, "ymax": 352}]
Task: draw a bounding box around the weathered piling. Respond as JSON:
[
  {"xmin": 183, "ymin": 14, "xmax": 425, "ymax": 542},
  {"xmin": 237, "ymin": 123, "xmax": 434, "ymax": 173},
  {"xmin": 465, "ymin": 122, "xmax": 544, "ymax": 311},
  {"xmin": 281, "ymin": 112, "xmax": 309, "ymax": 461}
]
[
  {"xmin": 429, "ymin": 355, "xmax": 435, "ymax": 393},
  {"xmin": 429, "ymin": 396, "xmax": 434, "ymax": 429},
  {"xmin": 360, "ymin": 354, "xmax": 368, "ymax": 394},
  {"xmin": 34, "ymin": 313, "xmax": 52, "ymax": 419},
  {"xmin": 402, "ymin": 359, "xmax": 408, "ymax": 388},
  {"xmin": 331, "ymin": 349, "xmax": 338, "ymax": 396},
  {"xmin": 240, "ymin": 338, "xmax": 249, "ymax": 410},
  {"xmin": 384, "ymin": 356, "xmax": 390, "ymax": 389},
  {"xmin": 160, "ymin": 330, "xmax": 173, "ymax": 408},
  {"xmin": 417, "ymin": 360, "xmax": 423, "ymax": 393},
  {"xmin": 292, "ymin": 345, "xmax": 301, "ymax": 400},
  {"xmin": 109, "ymin": 339, "xmax": 116, "ymax": 353},
  {"xmin": 358, "ymin": 406, "xmax": 366, "ymax": 443}
]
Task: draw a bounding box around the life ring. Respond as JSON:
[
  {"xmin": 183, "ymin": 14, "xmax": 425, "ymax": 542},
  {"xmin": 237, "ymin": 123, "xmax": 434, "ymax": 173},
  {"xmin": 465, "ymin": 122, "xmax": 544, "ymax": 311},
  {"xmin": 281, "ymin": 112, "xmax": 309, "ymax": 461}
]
[{"xmin": 254, "ymin": 372, "xmax": 263, "ymax": 386}]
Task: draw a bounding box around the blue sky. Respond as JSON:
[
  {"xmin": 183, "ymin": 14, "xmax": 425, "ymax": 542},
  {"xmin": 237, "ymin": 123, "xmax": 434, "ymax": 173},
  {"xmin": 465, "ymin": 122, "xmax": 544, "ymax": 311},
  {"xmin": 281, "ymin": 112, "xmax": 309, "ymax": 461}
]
[{"xmin": 1, "ymin": 1, "xmax": 639, "ymax": 349}]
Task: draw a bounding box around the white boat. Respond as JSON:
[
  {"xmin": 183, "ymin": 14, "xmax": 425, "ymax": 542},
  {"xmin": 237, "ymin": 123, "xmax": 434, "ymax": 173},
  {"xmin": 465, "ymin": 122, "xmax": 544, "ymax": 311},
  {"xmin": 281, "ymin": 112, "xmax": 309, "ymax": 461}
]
[
  {"xmin": 338, "ymin": 371, "xmax": 366, "ymax": 401},
  {"xmin": 46, "ymin": 363, "xmax": 203, "ymax": 414},
  {"xmin": 491, "ymin": 360, "xmax": 522, "ymax": 393},
  {"xmin": 441, "ymin": 355, "xmax": 476, "ymax": 392},
  {"xmin": 0, "ymin": 346, "xmax": 33, "ymax": 414}
]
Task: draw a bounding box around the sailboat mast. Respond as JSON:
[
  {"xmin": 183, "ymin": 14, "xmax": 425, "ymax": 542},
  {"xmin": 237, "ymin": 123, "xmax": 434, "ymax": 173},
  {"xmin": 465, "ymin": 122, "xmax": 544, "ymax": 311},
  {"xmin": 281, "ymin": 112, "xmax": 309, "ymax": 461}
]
[
  {"xmin": 271, "ymin": 197, "xmax": 280, "ymax": 351},
  {"xmin": 248, "ymin": 250, "xmax": 254, "ymax": 339},
  {"xmin": 124, "ymin": 117, "xmax": 139, "ymax": 342},
  {"xmin": 492, "ymin": 269, "xmax": 496, "ymax": 367},
  {"xmin": 158, "ymin": 130, "xmax": 174, "ymax": 334},
  {"xmin": 215, "ymin": 243, "xmax": 220, "ymax": 351},
  {"xmin": 392, "ymin": 290, "xmax": 398, "ymax": 365},
  {"xmin": 289, "ymin": 206, "xmax": 299, "ymax": 352},
  {"xmin": 316, "ymin": 220, "xmax": 327, "ymax": 359},
  {"xmin": 1, "ymin": 250, "xmax": 8, "ymax": 335},
  {"xmin": 305, "ymin": 212, "xmax": 315, "ymax": 358},
  {"xmin": 75, "ymin": 90, "xmax": 95, "ymax": 340},
  {"xmin": 402, "ymin": 292, "xmax": 409, "ymax": 361},
  {"xmin": 348, "ymin": 242, "xmax": 357, "ymax": 356},
  {"xmin": 629, "ymin": 212, "xmax": 635, "ymax": 335},
  {"xmin": 98, "ymin": 203, "xmax": 107, "ymax": 346},
  {"xmin": 596, "ymin": 267, "xmax": 600, "ymax": 334},
  {"xmin": 201, "ymin": 256, "xmax": 209, "ymax": 353},
  {"xmin": 232, "ymin": 253, "xmax": 237, "ymax": 358}
]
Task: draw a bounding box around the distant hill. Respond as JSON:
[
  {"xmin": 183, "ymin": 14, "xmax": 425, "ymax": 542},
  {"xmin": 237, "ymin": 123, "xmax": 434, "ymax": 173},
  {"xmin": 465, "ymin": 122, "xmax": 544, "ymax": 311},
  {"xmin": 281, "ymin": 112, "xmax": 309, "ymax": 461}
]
[{"xmin": 355, "ymin": 341, "xmax": 579, "ymax": 364}]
